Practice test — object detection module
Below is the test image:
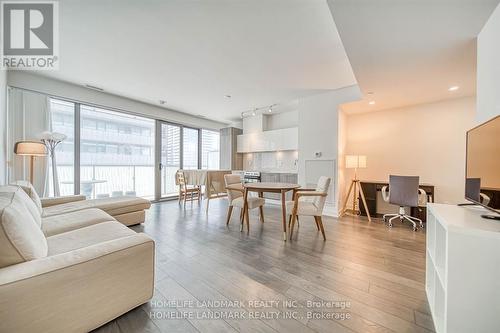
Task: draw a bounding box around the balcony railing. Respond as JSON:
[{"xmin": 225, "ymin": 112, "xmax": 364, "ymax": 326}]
[{"xmin": 52, "ymin": 164, "xmax": 180, "ymax": 199}]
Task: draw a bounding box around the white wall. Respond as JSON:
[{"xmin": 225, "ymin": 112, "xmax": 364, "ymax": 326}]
[
  {"xmin": 343, "ymin": 97, "xmax": 476, "ymax": 206},
  {"xmin": 264, "ymin": 110, "xmax": 298, "ymax": 130},
  {"xmin": 477, "ymin": 3, "xmax": 500, "ymax": 123},
  {"xmin": 7, "ymin": 72, "xmax": 227, "ymax": 130},
  {"xmin": 298, "ymin": 86, "xmax": 361, "ymax": 215},
  {"xmin": 0, "ymin": 70, "xmax": 7, "ymax": 184},
  {"xmin": 337, "ymin": 109, "xmax": 348, "ymax": 212}
]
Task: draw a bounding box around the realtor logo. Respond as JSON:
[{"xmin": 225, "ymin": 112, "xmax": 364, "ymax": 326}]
[{"xmin": 1, "ymin": 1, "xmax": 59, "ymax": 70}]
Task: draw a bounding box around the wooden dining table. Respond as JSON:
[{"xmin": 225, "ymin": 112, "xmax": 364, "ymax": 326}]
[{"xmin": 227, "ymin": 182, "xmax": 301, "ymax": 241}]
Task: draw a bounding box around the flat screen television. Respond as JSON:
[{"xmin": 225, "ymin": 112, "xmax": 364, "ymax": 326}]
[{"xmin": 465, "ymin": 115, "xmax": 500, "ymax": 219}]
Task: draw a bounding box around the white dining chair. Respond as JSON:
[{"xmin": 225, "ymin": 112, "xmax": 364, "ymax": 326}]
[
  {"xmin": 224, "ymin": 174, "xmax": 265, "ymax": 228},
  {"xmin": 286, "ymin": 176, "xmax": 331, "ymax": 241}
]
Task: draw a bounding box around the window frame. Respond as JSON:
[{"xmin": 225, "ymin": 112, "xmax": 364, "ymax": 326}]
[{"xmin": 48, "ymin": 96, "xmax": 220, "ymax": 200}]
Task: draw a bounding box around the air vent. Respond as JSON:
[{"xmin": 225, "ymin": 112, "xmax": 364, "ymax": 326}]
[{"xmin": 85, "ymin": 84, "xmax": 104, "ymax": 91}]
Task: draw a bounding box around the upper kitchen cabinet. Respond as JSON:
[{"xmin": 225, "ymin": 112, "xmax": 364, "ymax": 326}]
[{"xmin": 237, "ymin": 127, "xmax": 298, "ymax": 153}]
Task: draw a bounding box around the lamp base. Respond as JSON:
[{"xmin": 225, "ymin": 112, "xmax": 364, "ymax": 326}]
[{"xmin": 341, "ymin": 179, "xmax": 372, "ymax": 222}]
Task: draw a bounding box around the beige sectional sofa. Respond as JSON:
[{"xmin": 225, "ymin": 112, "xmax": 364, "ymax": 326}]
[
  {"xmin": 13, "ymin": 180, "xmax": 151, "ymax": 226},
  {"xmin": 0, "ymin": 184, "xmax": 155, "ymax": 333}
]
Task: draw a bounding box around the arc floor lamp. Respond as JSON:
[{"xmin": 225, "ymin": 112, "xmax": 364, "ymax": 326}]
[{"xmin": 341, "ymin": 155, "xmax": 372, "ymax": 221}]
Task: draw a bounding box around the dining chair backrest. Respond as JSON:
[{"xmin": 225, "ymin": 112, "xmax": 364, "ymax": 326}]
[
  {"xmin": 313, "ymin": 176, "xmax": 331, "ymax": 210},
  {"xmin": 176, "ymin": 171, "xmax": 187, "ymax": 191},
  {"xmin": 224, "ymin": 174, "xmax": 243, "ymax": 203}
]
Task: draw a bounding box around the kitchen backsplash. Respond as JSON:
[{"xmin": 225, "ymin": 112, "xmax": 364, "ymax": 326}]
[{"xmin": 242, "ymin": 151, "xmax": 298, "ymax": 173}]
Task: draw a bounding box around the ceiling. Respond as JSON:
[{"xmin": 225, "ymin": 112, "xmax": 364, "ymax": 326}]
[
  {"xmin": 34, "ymin": 0, "xmax": 357, "ymax": 123},
  {"xmin": 328, "ymin": 0, "xmax": 500, "ymax": 114}
]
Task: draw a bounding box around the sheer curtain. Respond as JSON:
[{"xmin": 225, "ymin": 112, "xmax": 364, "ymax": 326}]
[{"xmin": 7, "ymin": 88, "xmax": 51, "ymax": 195}]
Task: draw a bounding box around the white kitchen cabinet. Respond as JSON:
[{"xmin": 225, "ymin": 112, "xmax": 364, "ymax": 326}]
[{"xmin": 237, "ymin": 127, "xmax": 298, "ymax": 153}]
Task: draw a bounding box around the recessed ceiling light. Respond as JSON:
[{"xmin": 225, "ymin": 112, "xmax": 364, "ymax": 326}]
[
  {"xmin": 368, "ymin": 101, "xmax": 375, "ymax": 105},
  {"xmin": 252, "ymin": 111, "xmax": 256, "ymax": 116},
  {"xmin": 225, "ymin": 95, "xmax": 231, "ymax": 99},
  {"xmin": 448, "ymin": 86, "xmax": 459, "ymax": 91},
  {"xmin": 159, "ymin": 100, "xmax": 166, "ymax": 105}
]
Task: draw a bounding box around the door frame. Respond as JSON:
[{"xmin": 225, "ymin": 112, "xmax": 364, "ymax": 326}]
[{"xmin": 155, "ymin": 120, "xmax": 202, "ymax": 201}]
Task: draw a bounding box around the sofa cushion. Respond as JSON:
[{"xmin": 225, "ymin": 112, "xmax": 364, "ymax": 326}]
[
  {"xmin": 0, "ymin": 187, "xmax": 48, "ymax": 268},
  {"xmin": 42, "ymin": 208, "xmax": 116, "ymax": 237},
  {"xmin": 1, "ymin": 185, "xmax": 42, "ymax": 227},
  {"xmin": 47, "ymin": 221, "xmax": 136, "ymax": 255},
  {"xmin": 11, "ymin": 180, "xmax": 43, "ymax": 215},
  {"xmin": 42, "ymin": 196, "xmax": 151, "ymax": 217}
]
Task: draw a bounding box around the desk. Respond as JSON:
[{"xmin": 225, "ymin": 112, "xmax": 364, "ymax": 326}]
[{"xmin": 359, "ymin": 181, "xmax": 435, "ymax": 222}]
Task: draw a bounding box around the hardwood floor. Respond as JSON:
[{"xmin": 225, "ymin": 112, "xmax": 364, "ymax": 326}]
[{"xmin": 93, "ymin": 199, "xmax": 434, "ymax": 333}]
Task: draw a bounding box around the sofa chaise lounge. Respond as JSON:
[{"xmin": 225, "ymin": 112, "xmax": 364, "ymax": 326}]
[
  {"xmin": 13, "ymin": 181, "xmax": 151, "ymax": 226},
  {"xmin": 0, "ymin": 184, "xmax": 155, "ymax": 332}
]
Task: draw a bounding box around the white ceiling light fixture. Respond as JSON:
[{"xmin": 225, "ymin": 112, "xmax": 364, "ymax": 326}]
[
  {"xmin": 241, "ymin": 104, "xmax": 278, "ymax": 118},
  {"xmin": 448, "ymin": 86, "xmax": 459, "ymax": 92},
  {"xmin": 368, "ymin": 101, "xmax": 375, "ymax": 105}
]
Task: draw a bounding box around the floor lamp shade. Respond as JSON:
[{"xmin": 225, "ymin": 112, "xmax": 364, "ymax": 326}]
[
  {"xmin": 14, "ymin": 141, "xmax": 47, "ymax": 156},
  {"xmin": 345, "ymin": 155, "xmax": 367, "ymax": 169},
  {"xmin": 14, "ymin": 141, "xmax": 47, "ymax": 185}
]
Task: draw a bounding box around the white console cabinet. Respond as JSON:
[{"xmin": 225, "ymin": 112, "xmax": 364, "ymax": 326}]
[{"xmin": 426, "ymin": 203, "xmax": 500, "ymax": 333}]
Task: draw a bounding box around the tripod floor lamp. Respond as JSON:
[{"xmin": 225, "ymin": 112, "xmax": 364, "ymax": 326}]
[{"xmin": 341, "ymin": 155, "xmax": 372, "ymax": 221}]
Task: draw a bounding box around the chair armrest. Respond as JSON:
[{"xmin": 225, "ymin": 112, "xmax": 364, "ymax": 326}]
[
  {"xmin": 292, "ymin": 187, "xmax": 314, "ymax": 195},
  {"xmin": 296, "ymin": 191, "xmax": 327, "ymax": 197},
  {"xmin": 381, "ymin": 185, "xmax": 390, "ymax": 202},
  {"xmin": 40, "ymin": 195, "xmax": 87, "ymax": 208},
  {"xmin": 0, "ymin": 233, "xmax": 155, "ymax": 332}
]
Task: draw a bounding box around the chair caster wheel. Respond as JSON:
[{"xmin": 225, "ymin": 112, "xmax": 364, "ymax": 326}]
[
  {"xmin": 413, "ymin": 227, "xmax": 418, "ymax": 231},
  {"xmin": 388, "ymin": 223, "xmax": 393, "ymax": 228}
]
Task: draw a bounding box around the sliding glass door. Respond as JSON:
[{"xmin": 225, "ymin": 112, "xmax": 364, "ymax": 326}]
[
  {"xmin": 79, "ymin": 105, "xmax": 155, "ymax": 199},
  {"xmin": 159, "ymin": 122, "xmax": 181, "ymax": 198},
  {"xmin": 201, "ymin": 129, "xmax": 220, "ymax": 169},
  {"xmin": 182, "ymin": 127, "xmax": 199, "ymax": 170}
]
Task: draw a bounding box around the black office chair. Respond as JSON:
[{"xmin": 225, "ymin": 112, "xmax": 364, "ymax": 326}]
[{"xmin": 381, "ymin": 175, "xmax": 425, "ymax": 231}]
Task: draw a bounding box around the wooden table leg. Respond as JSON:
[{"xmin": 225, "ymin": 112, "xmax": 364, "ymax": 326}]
[
  {"xmin": 258, "ymin": 191, "xmax": 264, "ymax": 223},
  {"xmin": 281, "ymin": 190, "xmax": 287, "ymax": 241},
  {"xmin": 240, "ymin": 188, "xmax": 248, "ymax": 232}
]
